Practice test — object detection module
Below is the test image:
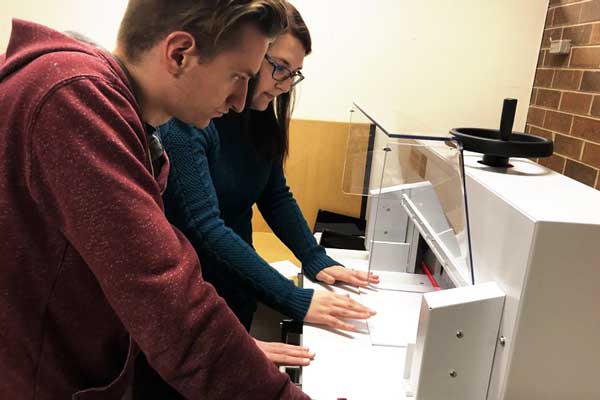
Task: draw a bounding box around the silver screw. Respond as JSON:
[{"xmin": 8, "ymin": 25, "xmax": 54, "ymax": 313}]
[
  {"xmin": 456, "ymin": 331, "xmax": 464, "ymax": 339},
  {"xmin": 499, "ymin": 336, "xmax": 506, "ymax": 346},
  {"xmin": 384, "ymin": 230, "xmax": 388, "ymax": 235},
  {"xmin": 449, "ymin": 370, "xmax": 457, "ymax": 378}
]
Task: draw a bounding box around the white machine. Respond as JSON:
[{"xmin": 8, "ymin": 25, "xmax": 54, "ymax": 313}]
[{"xmin": 298, "ymin": 102, "xmax": 600, "ymax": 400}]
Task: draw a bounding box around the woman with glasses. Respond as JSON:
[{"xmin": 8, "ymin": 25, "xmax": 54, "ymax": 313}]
[{"xmin": 157, "ymin": 3, "xmax": 379, "ymax": 367}]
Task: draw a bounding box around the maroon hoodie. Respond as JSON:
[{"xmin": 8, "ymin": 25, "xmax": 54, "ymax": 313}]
[{"xmin": 0, "ymin": 19, "xmax": 307, "ymax": 400}]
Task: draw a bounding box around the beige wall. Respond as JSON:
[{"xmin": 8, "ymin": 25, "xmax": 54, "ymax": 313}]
[
  {"xmin": 3, "ymin": 1, "xmax": 547, "ymax": 134},
  {"xmin": 291, "ymin": 0, "xmax": 548, "ymax": 135},
  {"xmin": 1, "ymin": 1, "xmax": 127, "ymax": 51}
]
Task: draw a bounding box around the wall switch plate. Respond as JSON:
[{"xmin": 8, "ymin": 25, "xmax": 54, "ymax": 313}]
[{"xmin": 549, "ymin": 39, "xmax": 571, "ymax": 55}]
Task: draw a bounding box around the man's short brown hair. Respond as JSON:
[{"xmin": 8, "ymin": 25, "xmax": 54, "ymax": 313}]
[{"xmin": 117, "ymin": 0, "xmax": 289, "ymax": 61}]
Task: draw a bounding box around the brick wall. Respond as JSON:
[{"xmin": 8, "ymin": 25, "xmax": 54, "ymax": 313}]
[{"xmin": 527, "ymin": 0, "xmax": 600, "ymax": 190}]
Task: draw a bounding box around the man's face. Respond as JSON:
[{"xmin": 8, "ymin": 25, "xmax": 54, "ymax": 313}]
[{"xmin": 168, "ymin": 23, "xmax": 269, "ymax": 128}]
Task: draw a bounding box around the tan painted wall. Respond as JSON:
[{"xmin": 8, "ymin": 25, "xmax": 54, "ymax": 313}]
[
  {"xmin": 3, "ymin": 1, "xmax": 548, "ymax": 131},
  {"xmin": 1, "ymin": 1, "xmax": 127, "ymax": 52}
]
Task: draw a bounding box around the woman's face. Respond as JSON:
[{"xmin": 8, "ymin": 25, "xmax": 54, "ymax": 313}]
[{"xmin": 250, "ymin": 32, "xmax": 306, "ymax": 111}]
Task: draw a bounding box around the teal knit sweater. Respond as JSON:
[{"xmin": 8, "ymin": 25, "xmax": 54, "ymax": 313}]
[{"xmin": 158, "ymin": 116, "xmax": 338, "ymax": 330}]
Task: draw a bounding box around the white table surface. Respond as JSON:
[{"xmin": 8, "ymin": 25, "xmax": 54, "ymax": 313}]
[{"xmin": 297, "ymin": 249, "xmax": 434, "ymax": 400}]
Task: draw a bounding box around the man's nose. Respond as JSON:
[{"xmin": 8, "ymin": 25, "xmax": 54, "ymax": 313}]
[{"xmin": 229, "ymin": 83, "xmax": 248, "ymax": 113}]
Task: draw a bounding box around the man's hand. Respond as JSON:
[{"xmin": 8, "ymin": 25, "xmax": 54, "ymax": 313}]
[{"xmin": 254, "ymin": 339, "xmax": 315, "ymax": 366}]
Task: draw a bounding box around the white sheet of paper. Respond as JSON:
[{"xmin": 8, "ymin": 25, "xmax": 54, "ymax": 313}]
[{"xmin": 360, "ymin": 289, "xmax": 423, "ymax": 347}]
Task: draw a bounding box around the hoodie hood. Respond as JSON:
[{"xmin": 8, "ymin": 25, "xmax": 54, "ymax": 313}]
[{"xmin": 0, "ymin": 19, "xmax": 119, "ymax": 83}]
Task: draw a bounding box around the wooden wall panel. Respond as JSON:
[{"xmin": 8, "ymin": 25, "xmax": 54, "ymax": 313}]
[{"xmin": 252, "ymin": 119, "xmax": 364, "ymax": 233}]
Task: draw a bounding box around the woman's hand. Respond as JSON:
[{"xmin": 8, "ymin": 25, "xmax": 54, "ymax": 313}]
[
  {"xmin": 254, "ymin": 339, "xmax": 315, "ymax": 366},
  {"xmin": 304, "ymin": 290, "xmax": 376, "ymax": 331},
  {"xmin": 316, "ymin": 265, "xmax": 380, "ymax": 287}
]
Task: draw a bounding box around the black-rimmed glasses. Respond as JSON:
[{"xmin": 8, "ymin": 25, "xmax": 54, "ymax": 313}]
[{"xmin": 264, "ymin": 54, "xmax": 305, "ymax": 87}]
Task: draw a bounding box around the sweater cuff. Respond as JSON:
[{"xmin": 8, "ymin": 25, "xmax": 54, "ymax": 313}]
[
  {"xmin": 301, "ymin": 251, "xmax": 340, "ymax": 282},
  {"xmin": 281, "ymin": 286, "xmax": 314, "ymax": 321}
]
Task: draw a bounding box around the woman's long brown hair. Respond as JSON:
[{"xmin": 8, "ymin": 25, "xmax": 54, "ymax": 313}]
[{"xmin": 244, "ymin": 3, "xmax": 312, "ymax": 164}]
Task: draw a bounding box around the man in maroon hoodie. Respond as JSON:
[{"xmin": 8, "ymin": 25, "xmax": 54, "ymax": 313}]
[{"xmin": 0, "ymin": 1, "xmax": 309, "ymax": 399}]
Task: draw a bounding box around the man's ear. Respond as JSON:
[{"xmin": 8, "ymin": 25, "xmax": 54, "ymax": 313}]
[{"xmin": 163, "ymin": 31, "xmax": 197, "ymax": 76}]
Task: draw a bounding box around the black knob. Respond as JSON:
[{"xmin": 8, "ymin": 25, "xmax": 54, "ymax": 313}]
[{"xmin": 499, "ymin": 98, "xmax": 517, "ymax": 141}]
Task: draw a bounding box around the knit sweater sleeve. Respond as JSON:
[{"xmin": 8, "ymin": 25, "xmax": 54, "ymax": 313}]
[
  {"xmin": 159, "ymin": 119, "xmax": 313, "ymax": 321},
  {"xmin": 27, "ymin": 78, "xmax": 305, "ymax": 399},
  {"xmin": 257, "ymin": 162, "xmax": 340, "ymax": 281}
]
